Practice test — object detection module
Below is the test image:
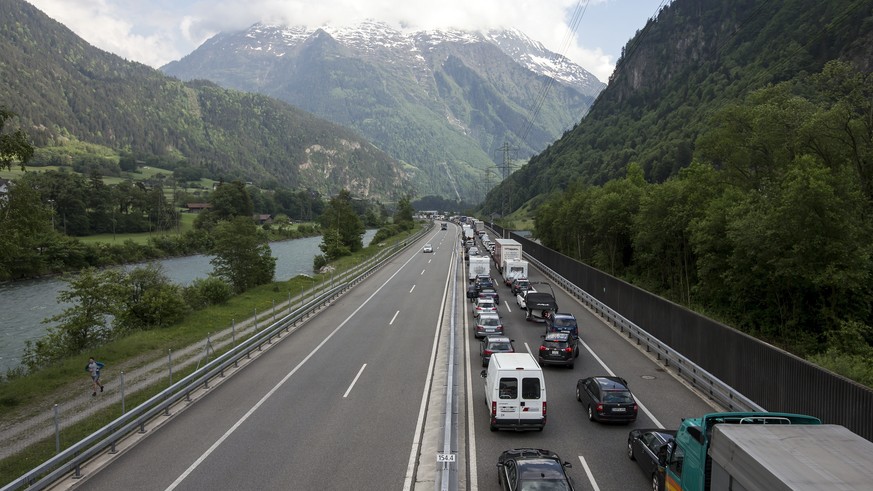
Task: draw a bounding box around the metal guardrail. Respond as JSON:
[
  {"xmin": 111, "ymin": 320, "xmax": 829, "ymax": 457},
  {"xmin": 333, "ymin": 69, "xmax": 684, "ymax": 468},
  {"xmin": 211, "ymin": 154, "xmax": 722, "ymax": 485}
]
[
  {"xmin": 3, "ymin": 225, "xmax": 431, "ymax": 491},
  {"xmin": 523, "ymin": 250, "xmax": 765, "ymax": 414}
]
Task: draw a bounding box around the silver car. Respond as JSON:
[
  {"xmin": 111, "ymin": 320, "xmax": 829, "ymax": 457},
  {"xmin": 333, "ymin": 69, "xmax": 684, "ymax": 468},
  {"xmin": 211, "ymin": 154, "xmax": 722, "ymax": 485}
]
[
  {"xmin": 474, "ymin": 313, "xmax": 504, "ymax": 338},
  {"xmin": 472, "ymin": 297, "xmax": 498, "ymax": 318}
]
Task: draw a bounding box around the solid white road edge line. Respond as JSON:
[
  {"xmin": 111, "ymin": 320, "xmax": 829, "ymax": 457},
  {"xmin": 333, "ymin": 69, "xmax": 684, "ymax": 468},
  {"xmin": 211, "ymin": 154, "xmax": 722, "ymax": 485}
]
[
  {"xmin": 579, "ymin": 338, "xmax": 664, "ymax": 429},
  {"xmin": 402, "ymin": 243, "xmax": 456, "ymax": 491},
  {"xmin": 390, "ymin": 310, "xmax": 400, "ymax": 326},
  {"xmin": 343, "ymin": 364, "xmax": 367, "ymax": 398},
  {"xmin": 463, "ymin": 247, "xmax": 479, "ymax": 490},
  {"xmin": 578, "ymin": 456, "xmax": 602, "ymax": 491},
  {"xmin": 166, "ymin": 245, "xmax": 424, "ymax": 491}
]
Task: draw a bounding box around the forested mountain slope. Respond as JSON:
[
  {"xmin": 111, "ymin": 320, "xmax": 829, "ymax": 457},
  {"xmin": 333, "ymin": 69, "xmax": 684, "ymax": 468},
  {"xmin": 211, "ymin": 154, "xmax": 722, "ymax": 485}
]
[
  {"xmin": 0, "ymin": 0, "xmax": 411, "ymax": 199},
  {"xmin": 482, "ymin": 0, "xmax": 873, "ymax": 213}
]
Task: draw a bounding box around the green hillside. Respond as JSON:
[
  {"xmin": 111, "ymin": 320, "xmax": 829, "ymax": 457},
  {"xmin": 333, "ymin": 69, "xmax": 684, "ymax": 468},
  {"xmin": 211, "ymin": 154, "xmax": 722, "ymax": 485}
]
[{"xmin": 0, "ymin": 0, "xmax": 411, "ymax": 200}]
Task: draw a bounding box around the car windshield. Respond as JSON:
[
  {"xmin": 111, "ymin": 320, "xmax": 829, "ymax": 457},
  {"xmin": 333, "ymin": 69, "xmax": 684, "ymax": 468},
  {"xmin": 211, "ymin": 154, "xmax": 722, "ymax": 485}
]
[
  {"xmin": 603, "ymin": 390, "xmax": 634, "ymax": 404},
  {"xmin": 554, "ymin": 318, "xmax": 575, "ymax": 327},
  {"xmin": 480, "ymin": 317, "xmax": 500, "ymax": 327},
  {"xmin": 489, "ymin": 342, "xmax": 511, "ymax": 350}
]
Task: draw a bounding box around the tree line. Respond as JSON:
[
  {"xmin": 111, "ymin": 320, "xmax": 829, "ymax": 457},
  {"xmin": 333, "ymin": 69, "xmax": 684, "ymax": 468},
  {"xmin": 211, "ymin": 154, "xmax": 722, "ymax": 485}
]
[{"xmin": 534, "ymin": 62, "xmax": 873, "ymax": 386}]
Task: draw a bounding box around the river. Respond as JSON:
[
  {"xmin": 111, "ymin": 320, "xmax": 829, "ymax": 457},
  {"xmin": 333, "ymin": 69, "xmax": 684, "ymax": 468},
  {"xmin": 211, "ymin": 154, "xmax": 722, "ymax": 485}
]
[{"xmin": 0, "ymin": 231, "xmax": 376, "ymax": 374}]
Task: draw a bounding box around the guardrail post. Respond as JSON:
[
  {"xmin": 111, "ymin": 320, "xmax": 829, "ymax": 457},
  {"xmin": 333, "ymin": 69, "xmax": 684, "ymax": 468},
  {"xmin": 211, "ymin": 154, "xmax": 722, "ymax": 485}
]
[
  {"xmin": 254, "ymin": 308, "xmax": 258, "ymax": 331},
  {"xmin": 121, "ymin": 371, "xmax": 126, "ymax": 414},
  {"xmin": 54, "ymin": 404, "xmax": 60, "ymax": 454},
  {"xmin": 272, "ymin": 299, "xmax": 276, "ymax": 322},
  {"xmin": 168, "ymin": 349, "xmax": 173, "ymax": 386}
]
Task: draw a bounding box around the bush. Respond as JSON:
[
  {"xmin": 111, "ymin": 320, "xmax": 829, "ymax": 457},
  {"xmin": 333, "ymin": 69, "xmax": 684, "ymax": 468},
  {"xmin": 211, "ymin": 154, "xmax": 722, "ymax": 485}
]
[
  {"xmin": 184, "ymin": 277, "xmax": 232, "ymax": 309},
  {"xmin": 199, "ymin": 276, "xmax": 232, "ymax": 305},
  {"xmin": 372, "ymin": 224, "xmax": 400, "ymax": 244},
  {"xmin": 313, "ymin": 254, "xmax": 328, "ymax": 271}
]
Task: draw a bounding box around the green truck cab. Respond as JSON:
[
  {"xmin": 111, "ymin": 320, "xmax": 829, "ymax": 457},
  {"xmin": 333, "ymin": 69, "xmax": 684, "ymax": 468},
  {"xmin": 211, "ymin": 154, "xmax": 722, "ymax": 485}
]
[{"xmin": 661, "ymin": 412, "xmax": 821, "ymax": 491}]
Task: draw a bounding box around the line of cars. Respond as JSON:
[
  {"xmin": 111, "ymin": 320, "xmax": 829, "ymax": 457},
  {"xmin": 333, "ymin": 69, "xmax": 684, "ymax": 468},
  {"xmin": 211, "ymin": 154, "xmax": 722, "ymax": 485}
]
[{"xmin": 459, "ymin": 227, "xmax": 661, "ymax": 490}]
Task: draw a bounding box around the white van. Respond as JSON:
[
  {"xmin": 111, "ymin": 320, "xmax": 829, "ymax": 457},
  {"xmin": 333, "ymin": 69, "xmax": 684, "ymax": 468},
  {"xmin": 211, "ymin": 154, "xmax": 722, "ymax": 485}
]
[{"xmin": 481, "ymin": 353, "xmax": 546, "ymax": 431}]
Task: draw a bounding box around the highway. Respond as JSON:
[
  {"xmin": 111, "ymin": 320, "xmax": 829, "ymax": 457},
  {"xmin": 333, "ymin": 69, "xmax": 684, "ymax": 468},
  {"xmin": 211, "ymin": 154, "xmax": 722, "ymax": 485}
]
[{"xmin": 76, "ymin": 223, "xmax": 718, "ymax": 490}]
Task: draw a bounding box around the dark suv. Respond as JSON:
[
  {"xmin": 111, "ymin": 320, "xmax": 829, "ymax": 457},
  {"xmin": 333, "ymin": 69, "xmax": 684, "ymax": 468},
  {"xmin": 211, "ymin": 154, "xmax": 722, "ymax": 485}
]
[
  {"xmin": 474, "ymin": 275, "xmax": 495, "ymax": 292},
  {"xmin": 545, "ymin": 313, "xmax": 578, "ymax": 339},
  {"xmin": 537, "ymin": 332, "xmax": 579, "ymax": 368},
  {"xmin": 575, "ymin": 376, "xmax": 638, "ymax": 423}
]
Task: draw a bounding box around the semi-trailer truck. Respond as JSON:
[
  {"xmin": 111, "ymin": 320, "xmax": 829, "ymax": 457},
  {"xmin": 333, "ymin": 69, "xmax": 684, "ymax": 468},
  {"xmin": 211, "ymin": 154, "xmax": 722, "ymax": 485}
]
[{"xmin": 661, "ymin": 411, "xmax": 873, "ymax": 491}]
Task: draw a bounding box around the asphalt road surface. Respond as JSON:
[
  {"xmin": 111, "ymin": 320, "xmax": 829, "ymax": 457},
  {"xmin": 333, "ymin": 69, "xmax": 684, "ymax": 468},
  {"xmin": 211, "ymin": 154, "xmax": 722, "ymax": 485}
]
[{"xmin": 76, "ymin": 224, "xmax": 718, "ymax": 491}]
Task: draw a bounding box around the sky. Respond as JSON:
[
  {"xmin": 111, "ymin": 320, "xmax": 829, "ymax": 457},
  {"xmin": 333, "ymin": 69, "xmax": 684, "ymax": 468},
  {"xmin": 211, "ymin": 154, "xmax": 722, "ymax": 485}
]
[{"xmin": 25, "ymin": 0, "xmax": 667, "ymax": 82}]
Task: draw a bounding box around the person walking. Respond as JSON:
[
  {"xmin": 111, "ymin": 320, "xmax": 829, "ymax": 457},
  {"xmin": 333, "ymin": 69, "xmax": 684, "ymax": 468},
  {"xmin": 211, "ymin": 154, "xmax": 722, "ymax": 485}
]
[{"xmin": 85, "ymin": 357, "xmax": 105, "ymax": 397}]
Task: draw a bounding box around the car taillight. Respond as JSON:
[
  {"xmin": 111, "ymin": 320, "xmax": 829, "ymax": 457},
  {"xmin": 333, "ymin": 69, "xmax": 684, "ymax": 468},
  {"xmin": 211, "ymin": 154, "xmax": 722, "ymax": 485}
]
[
  {"xmin": 542, "ymin": 401, "xmax": 547, "ymax": 417},
  {"xmin": 596, "ymin": 403, "xmax": 603, "ymax": 413},
  {"xmin": 539, "ymin": 345, "xmax": 547, "ymax": 351},
  {"xmin": 564, "ymin": 347, "xmax": 573, "ymax": 353},
  {"xmin": 484, "ymin": 349, "xmax": 492, "ymax": 355},
  {"xmin": 491, "ymin": 401, "xmax": 497, "ymax": 417},
  {"xmin": 633, "ymin": 404, "xmax": 639, "ymax": 413}
]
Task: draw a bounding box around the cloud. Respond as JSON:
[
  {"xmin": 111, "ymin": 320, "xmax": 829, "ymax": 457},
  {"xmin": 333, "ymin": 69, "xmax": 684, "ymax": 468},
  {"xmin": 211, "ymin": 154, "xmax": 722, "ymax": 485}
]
[{"xmin": 27, "ymin": 0, "xmax": 624, "ymax": 80}]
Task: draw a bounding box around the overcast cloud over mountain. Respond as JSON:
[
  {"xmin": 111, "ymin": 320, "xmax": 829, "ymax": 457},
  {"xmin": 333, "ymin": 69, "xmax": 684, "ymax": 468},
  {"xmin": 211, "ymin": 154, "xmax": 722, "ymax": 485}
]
[{"xmin": 26, "ymin": 0, "xmax": 667, "ymax": 81}]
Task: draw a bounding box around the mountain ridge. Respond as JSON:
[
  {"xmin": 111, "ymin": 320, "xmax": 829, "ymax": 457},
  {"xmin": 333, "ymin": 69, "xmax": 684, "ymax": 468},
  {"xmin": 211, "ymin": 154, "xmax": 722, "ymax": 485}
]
[{"xmin": 162, "ymin": 21, "xmax": 604, "ymax": 202}]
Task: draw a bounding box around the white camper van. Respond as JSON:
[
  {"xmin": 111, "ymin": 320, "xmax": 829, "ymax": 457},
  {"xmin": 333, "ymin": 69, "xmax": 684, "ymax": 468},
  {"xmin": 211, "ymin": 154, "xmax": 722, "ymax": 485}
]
[{"xmin": 481, "ymin": 353, "xmax": 546, "ymax": 431}]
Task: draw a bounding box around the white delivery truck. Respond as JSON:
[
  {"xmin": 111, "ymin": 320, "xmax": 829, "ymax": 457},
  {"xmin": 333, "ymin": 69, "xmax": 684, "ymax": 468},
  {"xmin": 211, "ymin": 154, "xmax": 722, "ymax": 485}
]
[
  {"xmin": 481, "ymin": 353, "xmax": 546, "ymax": 432},
  {"xmin": 493, "ymin": 238, "xmax": 522, "ymax": 274},
  {"xmin": 462, "ymin": 225, "xmax": 475, "ymax": 241},
  {"xmin": 468, "ymin": 256, "xmax": 490, "ymax": 281},
  {"xmin": 502, "ymin": 259, "xmax": 528, "ymax": 286}
]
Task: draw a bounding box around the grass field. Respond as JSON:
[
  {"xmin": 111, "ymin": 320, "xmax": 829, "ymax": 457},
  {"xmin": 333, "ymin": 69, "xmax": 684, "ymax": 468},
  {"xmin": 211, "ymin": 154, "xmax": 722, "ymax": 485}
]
[
  {"xmin": 1, "ymin": 165, "xmax": 217, "ymax": 194},
  {"xmin": 76, "ymin": 213, "xmax": 198, "ymax": 245}
]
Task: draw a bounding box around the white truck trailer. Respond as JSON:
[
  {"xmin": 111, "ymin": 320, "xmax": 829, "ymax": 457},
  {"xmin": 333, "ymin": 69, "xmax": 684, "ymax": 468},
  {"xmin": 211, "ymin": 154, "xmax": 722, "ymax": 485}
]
[{"xmin": 462, "ymin": 225, "xmax": 475, "ymax": 241}]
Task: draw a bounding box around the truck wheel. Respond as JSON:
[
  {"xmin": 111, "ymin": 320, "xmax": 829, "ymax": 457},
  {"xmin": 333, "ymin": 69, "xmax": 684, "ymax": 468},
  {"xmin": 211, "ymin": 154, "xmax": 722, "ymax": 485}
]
[
  {"xmin": 489, "ymin": 424, "xmax": 497, "ymax": 432},
  {"xmin": 651, "ymin": 473, "xmax": 659, "ymax": 491}
]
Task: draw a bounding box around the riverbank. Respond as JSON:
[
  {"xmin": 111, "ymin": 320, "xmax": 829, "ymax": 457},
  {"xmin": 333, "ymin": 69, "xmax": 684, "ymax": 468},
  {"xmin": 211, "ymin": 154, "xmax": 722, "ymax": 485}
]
[{"xmin": 0, "ymin": 230, "xmax": 375, "ymax": 376}]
